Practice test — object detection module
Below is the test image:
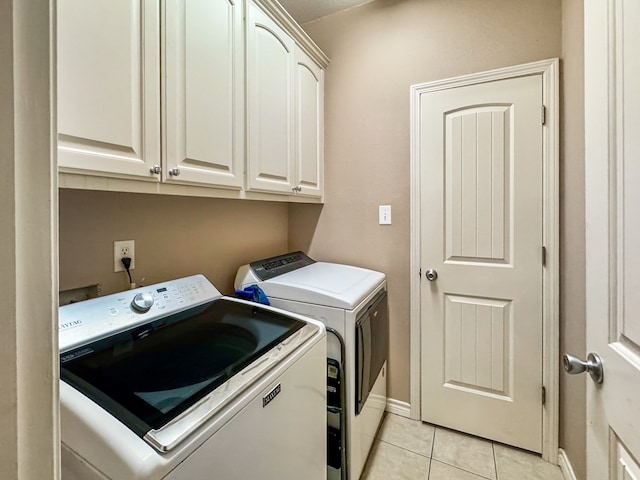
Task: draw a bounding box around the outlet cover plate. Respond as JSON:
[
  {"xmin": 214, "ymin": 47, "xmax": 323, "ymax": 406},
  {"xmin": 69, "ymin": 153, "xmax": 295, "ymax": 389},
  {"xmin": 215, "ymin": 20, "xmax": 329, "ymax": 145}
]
[{"xmin": 114, "ymin": 240, "xmax": 135, "ymax": 272}]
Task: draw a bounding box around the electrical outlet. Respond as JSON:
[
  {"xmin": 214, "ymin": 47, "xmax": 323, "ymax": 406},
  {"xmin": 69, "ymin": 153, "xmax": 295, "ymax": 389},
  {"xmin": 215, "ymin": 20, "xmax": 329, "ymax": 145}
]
[{"xmin": 114, "ymin": 240, "xmax": 135, "ymax": 272}]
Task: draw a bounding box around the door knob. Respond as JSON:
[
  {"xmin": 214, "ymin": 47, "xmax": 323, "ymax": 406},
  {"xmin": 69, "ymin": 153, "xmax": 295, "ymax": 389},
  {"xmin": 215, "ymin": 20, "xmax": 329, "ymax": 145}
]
[
  {"xmin": 425, "ymin": 269, "xmax": 438, "ymax": 281},
  {"xmin": 563, "ymin": 352, "xmax": 604, "ymax": 384}
]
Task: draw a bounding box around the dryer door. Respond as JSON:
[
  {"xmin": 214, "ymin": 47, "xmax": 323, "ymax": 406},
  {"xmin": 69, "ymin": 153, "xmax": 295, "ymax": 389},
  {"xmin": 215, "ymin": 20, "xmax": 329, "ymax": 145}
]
[{"xmin": 355, "ymin": 291, "xmax": 388, "ymax": 415}]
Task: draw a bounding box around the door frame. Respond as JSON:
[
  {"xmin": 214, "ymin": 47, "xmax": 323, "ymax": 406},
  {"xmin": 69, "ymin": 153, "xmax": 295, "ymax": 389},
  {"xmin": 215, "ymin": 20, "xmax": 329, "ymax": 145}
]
[{"xmin": 408, "ymin": 58, "xmax": 560, "ymax": 463}]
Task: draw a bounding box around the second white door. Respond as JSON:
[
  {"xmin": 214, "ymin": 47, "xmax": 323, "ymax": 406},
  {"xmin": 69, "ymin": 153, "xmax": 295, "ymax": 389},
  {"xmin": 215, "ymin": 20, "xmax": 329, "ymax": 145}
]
[
  {"xmin": 585, "ymin": 1, "xmax": 640, "ymax": 478},
  {"xmin": 420, "ymin": 73, "xmax": 544, "ymax": 452}
]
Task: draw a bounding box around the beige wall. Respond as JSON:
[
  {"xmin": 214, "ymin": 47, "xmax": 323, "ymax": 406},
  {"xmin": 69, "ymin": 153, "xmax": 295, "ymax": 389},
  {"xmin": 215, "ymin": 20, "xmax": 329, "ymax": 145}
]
[
  {"xmin": 560, "ymin": 1, "xmax": 586, "ymax": 478},
  {"xmin": 59, "ymin": 190, "xmax": 289, "ymax": 296},
  {"xmin": 290, "ymin": 0, "xmax": 562, "ymax": 405}
]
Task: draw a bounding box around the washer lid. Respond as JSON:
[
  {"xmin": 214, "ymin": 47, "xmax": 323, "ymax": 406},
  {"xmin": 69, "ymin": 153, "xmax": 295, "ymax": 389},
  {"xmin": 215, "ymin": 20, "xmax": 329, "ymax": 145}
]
[
  {"xmin": 60, "ymin": 297, "xmax": 318, "ymax": 452},
  {"xmin": 261, "ymin": 262, "xmax": 386, "ymax": 310}
]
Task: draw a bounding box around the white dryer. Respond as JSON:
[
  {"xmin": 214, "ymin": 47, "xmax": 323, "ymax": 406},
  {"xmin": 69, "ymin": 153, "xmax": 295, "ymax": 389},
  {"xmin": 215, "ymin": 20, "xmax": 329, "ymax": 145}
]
[
  {"xmin": 235, "ymin": 252, "xmax": 388, "ymax": 480},
  {"xmin": 60, "ymin": 274, "xmax": 327, "ymax": 480}
]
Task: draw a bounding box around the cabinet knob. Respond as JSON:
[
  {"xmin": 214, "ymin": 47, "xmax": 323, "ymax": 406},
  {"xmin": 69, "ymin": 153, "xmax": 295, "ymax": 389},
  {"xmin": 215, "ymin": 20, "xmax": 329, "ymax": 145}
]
[
  {"xmin": 291, "ymin": 185, "xmax": 302, "ymax": 193},
  {"xmin": 169, "ymin": 168, "xmax": 180, "ymax": 177},
  {"xmin": 149, "ymin": 165, "xmax": 161, "ymax": 174}
]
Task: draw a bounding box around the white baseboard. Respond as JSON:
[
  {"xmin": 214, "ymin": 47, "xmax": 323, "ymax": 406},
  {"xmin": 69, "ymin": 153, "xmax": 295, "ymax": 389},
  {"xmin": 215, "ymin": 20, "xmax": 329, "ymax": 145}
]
[
  {"xmin": 558, "ymin": 449, "xmax": 578, "ymax": 480},
  {"xmin": 385, "ymin": 398, "xmax": 411, "ymax": 418}
]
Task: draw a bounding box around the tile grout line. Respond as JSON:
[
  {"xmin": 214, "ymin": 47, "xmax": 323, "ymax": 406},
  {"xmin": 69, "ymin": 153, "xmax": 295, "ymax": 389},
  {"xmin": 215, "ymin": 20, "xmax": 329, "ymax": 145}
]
[
  {"xmin": 376, "ymin": 438, "xmax": 432, "ymax": 460},
  {"xmin": 375, "ymin": 419, "xmax": 438, "ymax": 460},
  {"xmin": 430, "ymin": 426, "xmax": 497, "ymax": 480},
  {"xmin": 430, "ymin": 458, "xmax": 496, "ymax": 480},
  {"xmin": 430, "ymin": 426, "xmax": 436, "ymax": 458},
  {"xmin": 427, "ymin": 426, "xmax": 436, "ymax": 479},
  {"xmin": 492, "ymin": 442, "xmax": 499, "ymax": 480}
]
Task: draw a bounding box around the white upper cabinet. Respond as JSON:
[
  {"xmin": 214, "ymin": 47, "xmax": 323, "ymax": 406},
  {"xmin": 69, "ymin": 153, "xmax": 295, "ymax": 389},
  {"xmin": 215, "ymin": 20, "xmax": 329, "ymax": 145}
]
[
  {"xmin": 246, "ymin": 1, "xmax": 296, "ymax": 194},
  {"xmin": 57, "ymin": 0, "xmax": 160, "ymax": 180},
  {"xmin": 163, "ymin": 0, "xmax": 244, "ymax": 188},
  {"xmin": 294, "ymin": 46, "xmax": 324, "ymax": 197},
  {"xmin": 58, "ymin": 0, "xmax": 328, "ymax": 201},
  {"xmin": 246, "ymin": 1, "xmax": 326, "ymax": 198}
]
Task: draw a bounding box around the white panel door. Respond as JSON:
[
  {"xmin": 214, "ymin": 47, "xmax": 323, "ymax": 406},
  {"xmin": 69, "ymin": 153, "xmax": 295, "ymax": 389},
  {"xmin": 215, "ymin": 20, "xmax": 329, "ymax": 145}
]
[
  {"xmin": 246, "ymin": 1, "xmax": 295, "ymax": 194},
  {"xmin": 164, "ymin": 0, "xmax": 243, "ymax": 188},
  {"xmin": 57, "ymin": 0, "xmax": 160, "ymax": 180},
  {"xmin": 420, "ymin": 75, "xmax": 544, "ymax": 452},
  {"xmin": 294, "ymin": 46, "xmax": 323, "ymax": 198},
  {"xmin": 584, "ymin": 1, "xmax": 640, "ymax": 478}
]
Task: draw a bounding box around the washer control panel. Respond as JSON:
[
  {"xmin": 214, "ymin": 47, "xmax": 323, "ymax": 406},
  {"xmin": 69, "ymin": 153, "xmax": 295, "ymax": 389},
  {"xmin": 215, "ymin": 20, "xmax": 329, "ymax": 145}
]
[{"xmin": 59, "ymin": 274, "xmax": 221, "ymax": 352}]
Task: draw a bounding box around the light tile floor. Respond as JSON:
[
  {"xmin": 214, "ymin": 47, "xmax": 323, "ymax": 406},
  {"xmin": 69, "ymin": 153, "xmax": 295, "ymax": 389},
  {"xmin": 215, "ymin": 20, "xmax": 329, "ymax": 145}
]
[{"xmin": 361, "ymin": 414, "xmax": 565, "ymax": 480}]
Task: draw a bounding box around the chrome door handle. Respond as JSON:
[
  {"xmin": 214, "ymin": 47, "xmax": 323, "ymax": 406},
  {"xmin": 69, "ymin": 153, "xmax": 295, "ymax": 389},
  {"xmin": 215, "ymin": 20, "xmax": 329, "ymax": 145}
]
[
  {"xmin": 425, "ymin": 269, "xmax": 438, "ymax": 281},
  {"xmin": 563, "ymin": 352, "xmax": 604, "ymax": 384}
]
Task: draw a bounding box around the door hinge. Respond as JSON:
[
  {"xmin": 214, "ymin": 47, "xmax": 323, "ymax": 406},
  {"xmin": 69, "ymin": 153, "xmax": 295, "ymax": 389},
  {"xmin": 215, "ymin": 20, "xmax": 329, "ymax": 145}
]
[
  {"xmin": 542, "ymin": 386, "xmax": 546, "ymax": 406},
  {"xmin": 541, "ymin": 105, "xmax": 547, "ymax": 125},
  {"xmin": 419, "ymin": 268, "xmax": 422, "ymax": 278},
  {"xmin": 542, "ymin": 246, "xmax": 546, "ymax": 267}
]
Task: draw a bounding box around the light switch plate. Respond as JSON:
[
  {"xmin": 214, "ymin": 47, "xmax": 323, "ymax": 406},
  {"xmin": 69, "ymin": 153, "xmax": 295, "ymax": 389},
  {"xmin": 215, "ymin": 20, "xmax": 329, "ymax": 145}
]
[{"xmin": 379, "ymin": 205, "xmax": 392, "ymax": 225}]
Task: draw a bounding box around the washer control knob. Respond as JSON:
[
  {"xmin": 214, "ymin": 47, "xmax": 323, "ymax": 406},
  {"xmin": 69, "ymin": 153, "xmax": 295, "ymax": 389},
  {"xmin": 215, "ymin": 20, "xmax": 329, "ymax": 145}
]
[{"xmin": 131, "ymin": 292, "xmax": 154, "ymax": 313}]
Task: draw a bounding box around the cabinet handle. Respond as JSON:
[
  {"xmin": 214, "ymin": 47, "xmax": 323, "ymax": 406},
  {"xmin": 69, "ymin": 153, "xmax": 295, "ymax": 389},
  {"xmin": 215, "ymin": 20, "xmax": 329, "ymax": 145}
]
[
  {"xmin": 169, "ymin": 168, "xmax": 180, "ymax": 177},
  {"xmin": 149, "ymin": 165, "xmax": 161, "ymax": 174},
  {"xmin": 291, "ymin": 185, "xmax": 302, "ymax": 193}
]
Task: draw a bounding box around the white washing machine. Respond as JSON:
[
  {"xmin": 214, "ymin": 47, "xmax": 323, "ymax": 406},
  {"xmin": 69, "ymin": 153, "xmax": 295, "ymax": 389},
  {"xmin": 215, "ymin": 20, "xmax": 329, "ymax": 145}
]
[
  {"xmin": 235, "ymin": 252, "xmax": 388, "ymax": 480},
  {"xmin": 60, "ymin": 274, "xmax": 327, "ymax": 480}
]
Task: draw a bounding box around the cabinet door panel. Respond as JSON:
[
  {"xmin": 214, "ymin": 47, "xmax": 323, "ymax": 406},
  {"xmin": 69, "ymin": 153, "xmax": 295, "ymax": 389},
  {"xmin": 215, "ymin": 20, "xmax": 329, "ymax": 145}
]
[
  {"xmin": 247, "ymin": 2, "xmax": 295, "ymax": 194},
  {"xmin": 164, "ymin": 0, "xmax": 243, "ymax": 188},
  {"xmin": 57, "ymin": 0, "xmax": 160, "ymax": 179},
  {"xmin": 295, "ymin": 47, "xmax": 324, "ymax": 198}
]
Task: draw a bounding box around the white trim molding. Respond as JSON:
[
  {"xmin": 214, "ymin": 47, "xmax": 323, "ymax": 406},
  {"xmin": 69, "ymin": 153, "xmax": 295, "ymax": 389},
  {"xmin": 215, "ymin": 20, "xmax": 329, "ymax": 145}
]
[
  {"xmin": 385, "ymin": 398, "xmax": 411, "ymax": 418},
  {"xmin": 253, "ymin": 0, "xmax": 329, "ymax": 68},
  {"xmin": 558, "ymin": 449, "xmax": 578, "ymax": 480},
  {"xmin": 409, "ymin": 58, "xmax": 560, "ymax": 462}
]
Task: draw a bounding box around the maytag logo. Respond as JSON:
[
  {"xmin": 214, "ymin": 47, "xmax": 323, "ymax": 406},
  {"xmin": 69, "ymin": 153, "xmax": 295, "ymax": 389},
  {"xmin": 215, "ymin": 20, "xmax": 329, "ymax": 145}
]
[
  {"xmin": 263, "ymin": 384, "xmax": 281, "ymax": 408},
  {"xmin": 59, "ymin": 319, "xmax": 83, "ymax": 331}
]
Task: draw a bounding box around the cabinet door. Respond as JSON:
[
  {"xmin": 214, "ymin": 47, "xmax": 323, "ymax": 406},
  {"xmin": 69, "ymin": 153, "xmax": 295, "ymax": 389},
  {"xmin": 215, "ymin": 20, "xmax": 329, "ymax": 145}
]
[
  {"xmin": 164, "ymin": 0, "xmax": 243, "ymax": 188},
  {"xmin": 57, "ymin": 0, "xmax": 160, "ymax": 180},
  {"xmin": 294, "ymin": 47, "xmax": 324, "ymax": 198},
  {"xmin": 246, "ymin": 1, "xmax": 296, "ymax": 194}
]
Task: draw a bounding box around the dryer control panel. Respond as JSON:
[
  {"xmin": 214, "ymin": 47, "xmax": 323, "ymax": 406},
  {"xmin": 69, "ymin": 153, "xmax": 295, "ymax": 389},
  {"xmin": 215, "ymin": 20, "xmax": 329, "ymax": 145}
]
[
  {"xmin": 59, "ymin": 274, "xmax": 221, "ymax": 352},
  {"xmin": 248, "ymin": 251, "xmax": 316, "ymax": 281}
]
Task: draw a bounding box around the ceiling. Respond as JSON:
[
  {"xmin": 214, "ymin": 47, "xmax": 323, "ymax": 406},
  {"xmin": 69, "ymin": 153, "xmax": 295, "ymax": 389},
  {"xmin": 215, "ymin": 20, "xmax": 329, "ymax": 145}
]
[{"xmin": 278, "ymin": 0, "xmax": 372, "ymax": 24}]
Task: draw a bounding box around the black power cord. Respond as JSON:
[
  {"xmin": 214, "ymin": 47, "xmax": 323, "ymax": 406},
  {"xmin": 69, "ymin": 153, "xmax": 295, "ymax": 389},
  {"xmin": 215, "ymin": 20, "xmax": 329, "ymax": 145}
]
[{"xmin": 121, "ymin": 257, "xmax": 133, "ymax": 285}]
